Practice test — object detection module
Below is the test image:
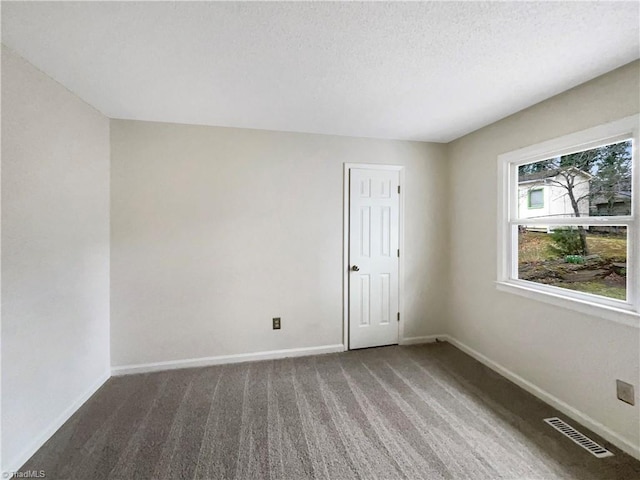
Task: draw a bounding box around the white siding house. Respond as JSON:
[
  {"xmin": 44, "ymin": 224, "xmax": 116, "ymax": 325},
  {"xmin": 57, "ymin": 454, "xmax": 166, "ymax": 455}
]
[{"xmin": 518, "ymin": 168, "xmax": 591, "ymax": 231}]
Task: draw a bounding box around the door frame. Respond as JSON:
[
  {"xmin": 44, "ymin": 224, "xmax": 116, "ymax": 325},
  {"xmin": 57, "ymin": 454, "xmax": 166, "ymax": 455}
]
[{"xmin": 343, "ymin": 163, "xmax": 405, "ymax": 351}]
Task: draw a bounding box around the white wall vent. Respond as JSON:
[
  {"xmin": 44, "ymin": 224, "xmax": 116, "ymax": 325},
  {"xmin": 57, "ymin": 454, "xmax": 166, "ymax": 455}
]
[{"xmin": 544, "ymin": 417, "xmax": 613, "ymax": 458}]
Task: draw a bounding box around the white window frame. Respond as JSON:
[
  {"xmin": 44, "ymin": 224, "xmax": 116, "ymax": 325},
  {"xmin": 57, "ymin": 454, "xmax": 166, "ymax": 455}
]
[{"xmin": 497, "ymin": 115, "xmax": 640, "ymax": 328}]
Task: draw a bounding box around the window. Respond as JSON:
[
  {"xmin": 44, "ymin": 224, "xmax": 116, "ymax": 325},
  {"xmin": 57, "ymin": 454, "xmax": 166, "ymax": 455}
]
[
  {"xmin": 528, "ymin": 188, "xmax": 544, "ymax": 209},
  {"xmin": 497, "ymin": 115, "xmax": 639, "ymax": 325}
]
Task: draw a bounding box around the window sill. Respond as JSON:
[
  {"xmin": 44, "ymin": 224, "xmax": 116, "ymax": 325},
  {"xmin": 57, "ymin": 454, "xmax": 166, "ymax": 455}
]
[{"xmin": 495, "ymin": 281, "xmax": 640, "ymax": 328}]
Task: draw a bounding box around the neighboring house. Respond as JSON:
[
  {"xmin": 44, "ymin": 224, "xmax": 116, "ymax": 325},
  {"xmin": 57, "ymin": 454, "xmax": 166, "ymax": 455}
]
[
  {"xmin": 590, "ymin": 192, "xmax": 631, "ymax": 234},
  {"xmin": 590, "ymin": 191, "xmax": 632, "ymax": 216},
  {"xmin": 518, "ymin": 167, "xmax": 591, "ymax": 231}
]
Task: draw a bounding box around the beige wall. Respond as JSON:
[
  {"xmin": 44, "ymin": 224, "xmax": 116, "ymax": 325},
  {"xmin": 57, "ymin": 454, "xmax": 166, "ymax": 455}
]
[
  {"xmin": 1, "ymin": 46, "xmax": 110, "ymax": 471},
  {"xmin": 447, "ymin": 60, "xmax": 640, "ymax": 454},
  {"xmin": 110, "ymin": 120, "xmax": 448, "ymax": 367}
]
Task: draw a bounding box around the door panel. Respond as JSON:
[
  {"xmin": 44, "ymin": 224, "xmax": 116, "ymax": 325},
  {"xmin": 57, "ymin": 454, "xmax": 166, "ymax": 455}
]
[{"xmin": 349, "ymin": 168, "xmax": 400, "ymax": 349}]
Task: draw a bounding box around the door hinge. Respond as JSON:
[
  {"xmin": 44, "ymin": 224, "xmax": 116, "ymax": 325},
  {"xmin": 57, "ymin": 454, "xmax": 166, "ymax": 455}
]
[
  {"xmin": 397, "ymin": 249, "xmax": 400, "ymax": 257},
  {"xmin": 397, "ymin": 185, "xmax": 401, "ymax": 194},
  {"xmin": 397, "ymin": 312, "xmax": 400, "ymax": 322}
]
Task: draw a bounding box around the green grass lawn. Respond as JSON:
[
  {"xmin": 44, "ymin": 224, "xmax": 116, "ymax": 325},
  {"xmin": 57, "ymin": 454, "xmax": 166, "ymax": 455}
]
[
  {"xmin": 549, "ymin": 281, "xmax": 627, "ymax": 301},
  {"xmin": 587, "ymin": 235, "xmax": 627, "ymax": 259}
]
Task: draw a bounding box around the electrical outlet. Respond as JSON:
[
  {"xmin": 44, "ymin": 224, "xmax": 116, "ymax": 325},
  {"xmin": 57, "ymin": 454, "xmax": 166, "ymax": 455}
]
[
  {"xmin": 616, "ymin": 379, "xmax": 635, "ymax": 405},
  {"xmin": 272, "ymin": 317, "xmax": 281, "ymax": 330}
]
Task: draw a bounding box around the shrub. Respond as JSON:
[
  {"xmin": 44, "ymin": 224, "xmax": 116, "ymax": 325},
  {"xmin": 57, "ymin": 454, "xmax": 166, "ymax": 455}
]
[
  {"xmin": 565, "ymin": 255, "xmax": 584, "ymax": 264},
  {"xmin": 548, "ymin": 228, "xmax": 586, "ymax": 256}
]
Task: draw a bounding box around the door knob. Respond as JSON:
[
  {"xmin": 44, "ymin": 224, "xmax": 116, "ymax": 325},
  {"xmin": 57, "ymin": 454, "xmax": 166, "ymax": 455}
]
[{"xmin": 351, "ymin": 265, "xmax": 360, "ymax": 271}]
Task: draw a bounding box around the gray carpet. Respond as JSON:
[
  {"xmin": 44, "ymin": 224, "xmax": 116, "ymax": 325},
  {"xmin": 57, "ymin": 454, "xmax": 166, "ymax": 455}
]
[{"xmin": 20, "ymin": 342, "xmax": 640, "ymax": 479}]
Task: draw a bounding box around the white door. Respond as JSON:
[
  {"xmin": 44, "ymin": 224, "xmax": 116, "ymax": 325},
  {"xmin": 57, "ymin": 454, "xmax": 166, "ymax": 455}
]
[{"xmin": 348, "ymin": 167, "xmax": 400, "ymax": 349}]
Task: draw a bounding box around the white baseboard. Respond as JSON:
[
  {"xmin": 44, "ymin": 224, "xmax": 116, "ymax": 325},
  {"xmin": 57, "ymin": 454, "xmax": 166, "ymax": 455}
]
[
  {"xmin": 442, "ymin": 335, "xmax": 640, "ymax": 461},
  {"xmin": 2, "ymin": 371, "xmax": 110, "ymax": 476},
  {"xmin": 111, "ymin": 344, "xmax": 345, "ymax": 376},
  {"xmin": 399, "ymin": 335, "xmax": 446, "ymax": 345}
]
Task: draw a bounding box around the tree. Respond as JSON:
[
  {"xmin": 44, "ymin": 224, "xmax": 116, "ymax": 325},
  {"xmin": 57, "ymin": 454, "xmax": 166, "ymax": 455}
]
[{"xmin": 590, "ymin": 142, "xmax": 632, "ymax": 216}]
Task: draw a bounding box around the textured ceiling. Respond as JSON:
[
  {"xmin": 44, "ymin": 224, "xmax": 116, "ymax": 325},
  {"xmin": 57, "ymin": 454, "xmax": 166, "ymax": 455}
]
[{"xmin": 2, "ymin": 2, "xmax": 639, "ymax": 142}]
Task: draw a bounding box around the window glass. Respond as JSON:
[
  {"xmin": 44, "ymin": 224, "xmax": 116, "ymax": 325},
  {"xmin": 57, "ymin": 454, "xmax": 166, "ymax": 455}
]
[
  {"xmin": 518, "ymin": 226, "xmax": 627, "ymax": 301},
  {"xmin": 517, "ymin": 140, "xmax": 632, "ymax": 219},
  {"xmin": 528, "ymin": 189, "xmax": 544, "ymax": 209}
]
